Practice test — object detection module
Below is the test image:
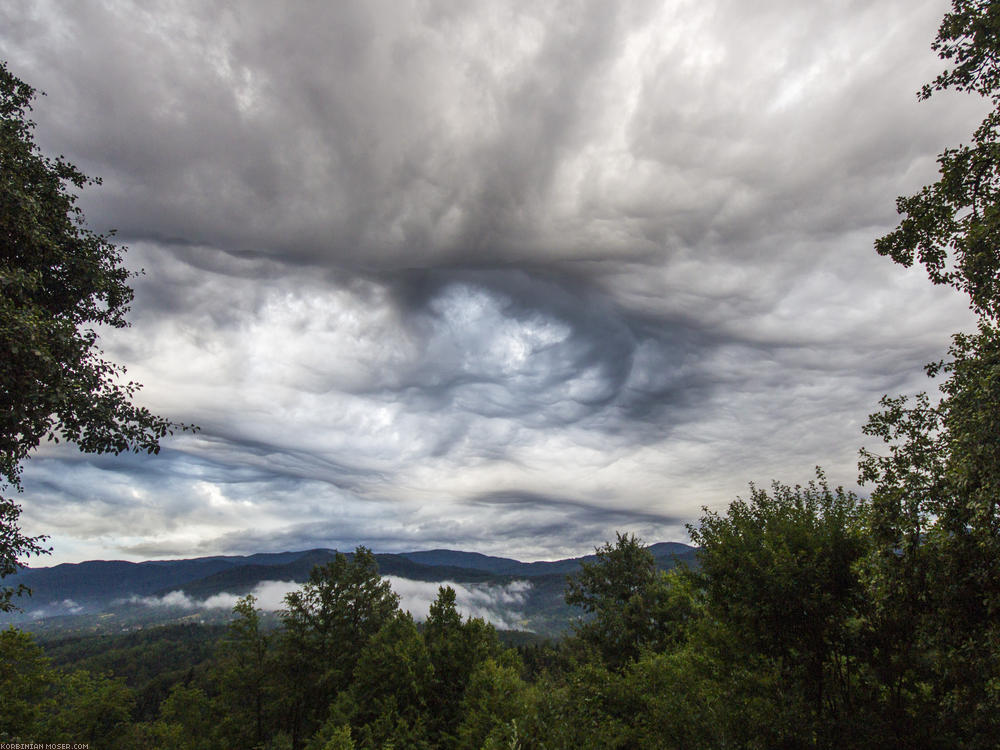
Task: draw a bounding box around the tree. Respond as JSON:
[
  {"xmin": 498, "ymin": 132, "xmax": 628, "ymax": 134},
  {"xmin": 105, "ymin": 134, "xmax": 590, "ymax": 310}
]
[
  {"xmin": 687, "ymin": 473, "xmax": 868, "ymax": 744},
  {"xmin": 151, "ymin": 683, "xmax": 219, "ymax": 750},
  {"xmin": 423, "ymin": 586, "xmax": 502, "ymax": 746},
  {"xmin": 277, "ymin": 548, "xmax": 399, "ymax": 747},
  {"xmin": 341, "ymin": 610, "xmax": 434, "ymax": 747},
  {"xmin": 217, "ymin": 595, "xmax": 271, "ymax": 748},
  {"xmin": 0, "ymin": 495, "xmax": 46, "ymax": 611},
  {"xmin": 0, "ymin": 626, "xmax": 55, "ymax": 740},
  {"xmin": 41, "ymin": 668, "xmax": 135, "ymax": 748},
  {"xmin": 565, "ymin": 532, "xmax": 682, "ymax": 669},
  {"xmin": 0, "ymin": 61, "xmax": 189, "ymax": 606},
  {"xmin": 454, "ymin": 654, "xmax": 528, "ymax": 750},
  {"xmin": 0, "ymin": 627, "xmax": 134, "ymax": 747},
  {"xmin": 862, "ymin": 2, "xmax": 1000, "ymax": 743},
  {"xmin": 875, "ymin": 0, "xmax": 1000, "ymax": 320}
]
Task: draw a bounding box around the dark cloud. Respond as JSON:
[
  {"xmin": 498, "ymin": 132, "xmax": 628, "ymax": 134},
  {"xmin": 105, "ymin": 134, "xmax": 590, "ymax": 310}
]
[
  {"xmin": 1, "ymin": 0, "xmax": 984, "ymax": 563},
  {"xmin": 472, "ymin": 489, "xmax": 685, "ymax": 527}
]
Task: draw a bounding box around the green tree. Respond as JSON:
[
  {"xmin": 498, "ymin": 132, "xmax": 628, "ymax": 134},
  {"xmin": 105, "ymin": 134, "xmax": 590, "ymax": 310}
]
[
  {"xmin": 150, "ymin": 683, "xmax": 219, "ymax": 750},
  {"xmin": 859, "ymin": 334, "xmax": 1000, "ymax": 744},
  {"xmin": 857, "ymin": 392, "xmax": 945, "ymax": 742},
  {"xmin": 616, "ymin": 647, "xmax": 741, "ymax": 750},
  {"xmin": 0, "ymin": 496, "xmax": 47, "ymax": 611},
  {"xmin": 564, "ymin": 532, "xmax": 682, "ymax": 669},
  {"xmin": 519, "ymin": 661, "xmax": 631, "ymax": 750},
  {"xmin": 278, "ymin": 548, "xmax": 399, "ymax": 747},
  {"xmin": 303, "ymin": 723, "xmax": 354, "ymax": 750},
  {"xmin": 423, "ymin": 586, "xmax": 503, "ymax": 746},
  {"xmin": 875, "ymin": 0, "xmax": 1000, "ymax": 319},
  {"xmin": 338, "ymin": 611, "xmax": 434, "ymax": 748},
  {"xmin": 687, "ymin": 472, "xmax": 868, "ymax": 744},
  {"xmin": 41, "ymin": 668, "xmax": 135, "ymax": 748},
  {"xmin": 0, "ymin": 627, "xmax": 55, "ymax": 740},
  {"xmin": 862, "ymin": 1, "xmax": 1000, "ymax": 743},
  {"xmin": 0, "ymin": 627, "xmax": 134, "ymax": 747},
  {"xmin": 454, "ymin": 653, "xmax": 528, "ymax": 750},
  {"xmin": 0, "ymin": 61, "xmax": 190, "ymax": 606},
  {"xmin": 216, "ymin": 595, "xmax": 271, "ymax": 748}
]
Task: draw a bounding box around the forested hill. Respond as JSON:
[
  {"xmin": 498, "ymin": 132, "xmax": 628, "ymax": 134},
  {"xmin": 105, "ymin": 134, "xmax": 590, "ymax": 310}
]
[
  {"xmin": 1, "ymin": 543, "xmax": 697, "ymax": 636},
  {"xmin": 399, "ymin": 541, "xmax": 695, "ymax": 576}
]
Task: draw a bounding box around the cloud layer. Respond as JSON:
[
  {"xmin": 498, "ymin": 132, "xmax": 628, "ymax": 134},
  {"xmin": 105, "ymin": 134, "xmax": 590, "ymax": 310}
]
[
  {"xmin": 123, "ymin": 577, "xmax": 530, "ymax": 629},
  {"xmin": 0, "ymin": 0, "xmax": 983, "ymax": 563}
]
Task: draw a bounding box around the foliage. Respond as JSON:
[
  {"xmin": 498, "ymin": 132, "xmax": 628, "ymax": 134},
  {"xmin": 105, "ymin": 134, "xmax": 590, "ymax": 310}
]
[
  {"xmin": 423, "ymin": 585, "xmax": 503, "ymax": 745},
  {"xmin": 0, "ymin": 627, "xmax": 133, "ymax": 746},
  {"xmin": 216, "ymin": 595, "xmax": 271, "ymax": 748},
  {"xmin": 565, "ymin": 532, "xmax": 693, "ymax": 669},
  {"xmin": 0, "ymin": 60, "xmax": 190, "ymax": 607},
  {"xmin": 688, "ymin": 473, "xmax": 871, "ymax": 745},
  {"xmin": 454, "ymin": 654, "xmax": 528, "ymax": 750},
  {"xmin": 0, "ymin": 495, "xmax": 47, "ymax": 611},
  {"xmin": 689, "ymin": 472, "xmax": 864, "ymax": 675},
  {"xmin": 876, "ymin": 1, "xmax": 1000, "ymax": 318},
  {"xmin": 153, "ymin": 683, "xmax": 219, "ymax": 750},
  {"xmin": 278, "ymin": 547, "xmax": 399, "ymax": 746},
  {"xmin": 43, "ymin": 623, "xmax": 225, "ymax": 721},
  {"xmin": 861, "ymin": 1, "xmax": 1000, "ymax": 743},
  {"xmin": 304, "ymin": 723, "xmax": 354, "ymax": 750},
  {"xmin": 0, "ymin": 626, "xmax": 55, "ymax": 740},
  {"xmin": 348, "ymin": 611, "xmax": 433, "ymax": 736},
  {"xmin": 44, "ymin": 668, "xmax": 135, "ymax": 747},
  {"xmin": 0, "ymin": 59, "xmax": 185, "ymax": 484}
]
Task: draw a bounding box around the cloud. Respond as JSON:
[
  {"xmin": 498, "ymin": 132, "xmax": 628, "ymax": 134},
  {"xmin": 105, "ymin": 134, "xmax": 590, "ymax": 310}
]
[
  {"xmin": 124, "ymin": 576, "xmax": 531, "ymax": 630},
  {"xmin": 126, "ymin": 580, "xmax": 300, "ymax": 612},
  {"xmin": 0, "ymin": 0, "xmax": 987, "ymax": 565},
  {"xmin": 386, "ymin": 577, "xmax": 532, "ymax": 630}
]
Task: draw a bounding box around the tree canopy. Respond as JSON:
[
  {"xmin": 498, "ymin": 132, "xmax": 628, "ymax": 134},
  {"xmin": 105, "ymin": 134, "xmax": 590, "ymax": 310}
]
[
  {"xmin": 860, "ymin": 0, "xmax": 1000, "ymax": 741},
  {"xmin": 876, "ymin": 0, "xmax": 1000, "ymax": 319}
]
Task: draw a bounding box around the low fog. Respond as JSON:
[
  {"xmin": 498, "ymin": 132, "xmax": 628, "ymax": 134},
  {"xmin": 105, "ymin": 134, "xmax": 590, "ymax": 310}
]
[{"xmin": 125, "ymin": 577, "xmax": 533, "ymax": 630}]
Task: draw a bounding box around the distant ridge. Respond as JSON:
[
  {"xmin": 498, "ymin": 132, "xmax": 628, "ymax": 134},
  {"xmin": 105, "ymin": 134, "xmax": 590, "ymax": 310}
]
[
  {"xmin": 1, "ymin": 542, "xmax": 698, "ymax": 635},
  {"xmin": 399, "ymin": 542, "xmax": 697, "ymax": 577}
]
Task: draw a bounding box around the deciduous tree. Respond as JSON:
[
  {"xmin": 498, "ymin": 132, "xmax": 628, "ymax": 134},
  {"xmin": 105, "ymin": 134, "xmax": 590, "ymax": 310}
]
[
  {"xmin": 863, "ymin": 1, "xmax": 1000, "ymax": 743},
  {"xmin": 278, "ymin": 548, "xmax": 399, "ymax": 746},
  {"xmin": 688, "ymin": 473, "xmax": 867, "ymax": 743},
  {"xmin": 565, "ymin": 532, "xmax": 683, "ymax": 669}
]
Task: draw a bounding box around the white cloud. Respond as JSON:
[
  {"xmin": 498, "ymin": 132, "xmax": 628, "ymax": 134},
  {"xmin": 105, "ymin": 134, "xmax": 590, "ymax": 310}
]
[
  {"xmin": 126, "ymin": 580, "xmax": 300, "ymax": 612},
  {"xmin": 123, "ymin": 577, "xmax": 531, "ymax": 630},
  {"xmin": 385, "ymin": 576, "xmax": 532, "ymax": 630}
]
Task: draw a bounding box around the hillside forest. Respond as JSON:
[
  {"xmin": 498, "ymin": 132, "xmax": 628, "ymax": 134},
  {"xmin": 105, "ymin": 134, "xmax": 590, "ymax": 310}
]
[{"xmin": 4, "ymin": 1, "xmax": 1000, "ymax": 748}]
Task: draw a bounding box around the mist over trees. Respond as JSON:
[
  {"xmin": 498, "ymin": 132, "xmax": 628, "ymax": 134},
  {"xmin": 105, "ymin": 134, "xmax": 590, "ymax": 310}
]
[{"xmin": 2, "ymin": 0, "xmax": 1000, "ymax": 747}]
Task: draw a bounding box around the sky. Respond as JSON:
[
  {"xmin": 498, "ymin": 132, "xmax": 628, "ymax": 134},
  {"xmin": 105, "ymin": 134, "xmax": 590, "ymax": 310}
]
[{"xmin": 1, "ymin": 0, "xmax": 986, "ymax": 565}]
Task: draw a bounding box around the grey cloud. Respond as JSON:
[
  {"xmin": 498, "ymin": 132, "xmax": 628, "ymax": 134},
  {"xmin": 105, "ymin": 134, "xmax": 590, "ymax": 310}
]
[
  {"xmin": 108, "ymin": 481, "xmax": 685, "ymax": 563},
  {"xmin": 472, "ymin": 489, "xmax": 683, "ymax": 526},
  {"xmin": 2, "ymin": 1, "xmax": 653, "ymax": 268},
  {"xmin": 4, "ymin": 0, "xmax": 972, "ymax": 284},
  {"xmin": 0, "ymin": 0, "xmax": 984, "ymax": 565}
]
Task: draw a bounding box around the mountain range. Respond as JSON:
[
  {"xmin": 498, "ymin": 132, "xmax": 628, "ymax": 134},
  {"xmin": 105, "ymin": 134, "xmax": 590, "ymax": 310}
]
[{"xmin": 1, "ymin": 542, "xmax": 697, "ymax": 637}]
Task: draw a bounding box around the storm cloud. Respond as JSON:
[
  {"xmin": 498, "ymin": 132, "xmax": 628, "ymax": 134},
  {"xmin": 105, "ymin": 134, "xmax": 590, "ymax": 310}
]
[{"xmin": 0, "ymin": 0, "xmax": 982, "ymax": 563}]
